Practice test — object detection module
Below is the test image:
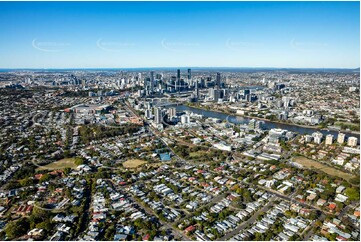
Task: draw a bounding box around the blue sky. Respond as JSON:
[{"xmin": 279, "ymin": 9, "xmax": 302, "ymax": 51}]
[{"xmin": 0, "ymin": 1, "xmax": 359, "ymax": 68}]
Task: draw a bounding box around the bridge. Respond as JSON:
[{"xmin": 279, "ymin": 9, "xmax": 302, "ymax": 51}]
[{"xmin": 148, "ymin": 97, "xmax": 182, "ymax": 108}]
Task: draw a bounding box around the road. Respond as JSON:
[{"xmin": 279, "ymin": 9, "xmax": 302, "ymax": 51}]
[
  {"xmin": 302, "ymin": 213, "xmax": 325, "ymax": 241},
  {"xmin": 123, "ymin": 100, "xmax": 336, "ymax": 240},
  {"xmin": 229, "ymin": 156, "xmax": 334, "ymax": 216},
  {"xmin": 129, "ymin": 193, "xmax": 191, "ymax": 241},
  {"xmin": 218, "ymin": 196, "xmax": 277, "ymax": 241}
]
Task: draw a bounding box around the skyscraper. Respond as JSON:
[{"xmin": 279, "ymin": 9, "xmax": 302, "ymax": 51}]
[
  {"xmin": 168, "ymin": 107, "xmax": 177, "ymax": 118},
  {"xmin": 216, "ymin": 72, "xmax": 221, "ymax": 90},
  {"xmin": 194, "ymin": 80, "xmax": 199, "ymax": 99},
  {"xmin": 214, "ymin": 89, "xmax": 220, "ymax": 102},
  {"xmin": 187, "ymin": 68, "xmax": 191, "ymax": 81},
  {"xmin": 150, "ymin": 71, "xmax": 154, "ymax": 93},
  {"xmin": 154, "ymin": 107, "xmax": 162, "ymax": 124},
  {"xmin": 176, "ymin": 69, "xmax": 181, "ymax": 92}
]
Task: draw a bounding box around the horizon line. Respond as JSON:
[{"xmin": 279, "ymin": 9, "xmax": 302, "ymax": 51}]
[{"xmin": 0, "ymin": 66, "xmax": 359, "ymax": 70}]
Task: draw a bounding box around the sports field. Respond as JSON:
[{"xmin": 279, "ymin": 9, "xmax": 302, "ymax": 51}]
[
  {"xmin": 36, "ymin": 158, "xmax": 78, "ymax": 171},
  {"xmin": 293, "ymin": 156, "xmax": 354, "ymax": 181},
  {"xmin": 123, "ymin": 159, "xmax": 147, "ymax": 168}
]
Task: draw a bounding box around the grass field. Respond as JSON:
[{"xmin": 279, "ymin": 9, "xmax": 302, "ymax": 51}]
[
  {"xmin": 189, "ymin": 151, "xmax": 207, "ymax": 158},
  {"xmin": 36, "ymin": 158, "xmax": 78, "ymax": 171},
  {"xmin": 334, "ymin": 121, "xmax": 360, "ymax": 131},
  {"xmin": 293, "ymin": 156, "xmax": 354, "ymax": 181},
  {"xmin": 123, "ymin": 159, "xmax": 147, "ymax": 168}
]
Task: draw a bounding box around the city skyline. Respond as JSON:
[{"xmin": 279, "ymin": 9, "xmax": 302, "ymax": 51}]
[{"xmin": 0, "ymin": 1, "xmax": 360, "ymax": 68}]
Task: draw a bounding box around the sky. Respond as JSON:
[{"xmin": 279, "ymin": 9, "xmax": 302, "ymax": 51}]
[{"xmin": 0, "ymin": 1, "xmax": 359, "ymax": 69}]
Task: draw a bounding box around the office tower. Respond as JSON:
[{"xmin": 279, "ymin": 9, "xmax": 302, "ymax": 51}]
[
  {"xmin": 144, "ymin": 77, "xmax": 150, "ymax": 93},
  {"xmin": 214, "ymin": 89, "xmax": 220, "ymax": 102},
  {"xmin": 176, "ymin": 69, "xmax": 181, "ymax": 92},
  {"xmin": 347, "ymin": 137, "xmax": 358, "ymax": 147},
  {"xmin": 154, "ymin": 108, "xmax": 162, "ymax": 124},
  {"xmin": 187, "ymin": 68, "xmax": 191, "ymax": 81},
  {"xmin": 150, "ymin": 71, "xmax": 154, "ymax": 93},
  {"xmin": 98, "ymin": 90, "xmax": 103, "ymax": 97},
  {"xmin": 209, "ymin": 88, "xmax": 214, "ymax": 98},
  {"xmin": 242, "ymin": 89, "xmax": 250, "ymax": 97},
  {"xmin": 255, "ymin": 120, "xmax": 265, "ymax": 130},
  {"xmin": 200, "ymin": 78, "xmax": 205, "ymax": 88},
  {"xmin": 337, "ymin": 133, "xmax": 345, "ymax": 144},
  {"xmin": 312, "ymin": 132, "xmax": 323, "ymax": 144},
  {"xmin": 194, "ymin": 80, "xmax": 199, "ymax": 99},
  {"xmin": 168, "ymin": 107, "xmax": 177, "ymax": 118},
  {"xmin": 325, "ymin": 134, "xmax": 334, "ymax": 145},
  {"xmin": 216, "ymin": 72, "xmax": 221, "ymax": 90}
]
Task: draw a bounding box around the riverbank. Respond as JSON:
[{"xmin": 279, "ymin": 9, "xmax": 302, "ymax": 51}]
[{"xmin": 183, "ymin": 103, "xmax": 360, "ymax": 136}]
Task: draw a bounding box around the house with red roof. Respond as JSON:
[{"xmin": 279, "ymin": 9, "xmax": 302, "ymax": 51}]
[{"xmin": 184, "ymin": 225, "xmax": 196, "ymax": 234}]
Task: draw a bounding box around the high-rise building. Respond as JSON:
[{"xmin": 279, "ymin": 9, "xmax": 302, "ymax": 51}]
[
  {"xmin": 168, "ymin": 107, "xmax": 177, "ymax": 118},
  {"xmin": 337, "ymin": 133, "xmax": 345, "ymax": 144},
  {"xmin": 243, "ymin": 89, "xmax": 250, "ymax": 96},
  {"xmin": 150, "ymin": 71, "xmax": 154, "ymax": 92},
  {"xmin": 248, "ymin": 119, "xmax": 256, "ymax": 130},
  {"xmin": 216, "ymin": 72, "xmax": 221, "ymax": 90},
  {"xmin": 194, "ymin": 80, "xmax": 199, "ymax": 99},
  {"xmin": 214, "ymin": 89, "xmax": 220, "ymax": 102},
  {"xmin": 176, "ymin": 69, "xmax": 181, "ymax": 92},
  {"xmin": 154, "ymin": 108, "xmax": 162, "ymax": 124},
  {"xmin": 325, "ymin": 134, "xmax": 334, "ymax": 145},
  {"xmin": 187, "ymin": 68, "xmax": 191, "ymax": 81},
  {"xmin": 255, "ymin": 120, "xmax": 265, "ymax": 130},
  {"xmin": 347, "ymin": 137, "xmax": 358, "ymax": 147},
  {"xmin": 145, "ymin": 109, "xmax": 152, "ymax": 119},
  {"xmin": 181, "ymin": 115, "xmax": 190, "ymax": 124},
  {"xmin": 200, "ymin": 78, "xmax": 205, "ymax": 88},
  {"xmin": 312, "ymin": 132, "xmax": 323, "ymax": 144},
  {"xmin": 304, "ymin": 135, "xmax": 313, "ymax": 143}
]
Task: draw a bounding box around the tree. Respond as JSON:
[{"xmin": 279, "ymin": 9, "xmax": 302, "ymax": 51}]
[
  {"xmin": 36, "ymin": 219, "xmax": 52, "ymax": 232},
  {"xmin": 19, "ymin": 177, "xmax": 34, "ymax": 187},
  {"xmin": 64, "ymin": 167, "xmax": 71, "ymax": 175},
  {"xmin": 5, "ymin": 218, "xmax": 30, "ymax": 239},
  {"xmin": 39, "ymin": 173, "xmax": 51, "ymax": 183},
  {"xmin": 74, "ymin": 157, "xmax": 85, "ymax": 166},
  {"xmin": 29, "ymin": 207, "xmax": 51, "ymax": 229},
  {"xmin": 345, "ymin": 187, "xmax": 360, "ymax": 201}
]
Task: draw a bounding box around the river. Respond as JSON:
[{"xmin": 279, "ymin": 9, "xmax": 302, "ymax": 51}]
[{"xmin": 175, "ymin": 105, "xmax": 360, "ymax": 139}]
